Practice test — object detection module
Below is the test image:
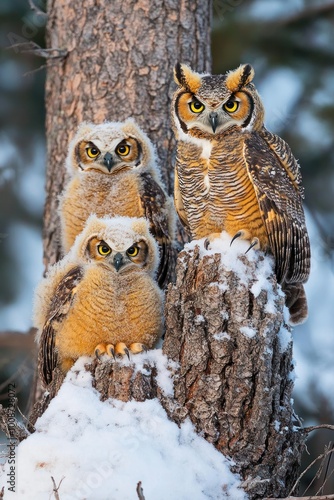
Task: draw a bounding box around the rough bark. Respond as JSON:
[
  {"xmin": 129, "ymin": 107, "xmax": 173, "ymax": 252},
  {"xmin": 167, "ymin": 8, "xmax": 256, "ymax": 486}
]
[
  {"xmin": 162, "ymin": 246, "xmax": 305, "ymax": 499},
  {"xmin": 44, "ymin": 0, "xmax": 211, "ymax": 269}
]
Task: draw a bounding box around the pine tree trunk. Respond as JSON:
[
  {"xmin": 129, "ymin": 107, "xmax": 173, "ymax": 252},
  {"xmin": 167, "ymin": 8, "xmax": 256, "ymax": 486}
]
[{"xmin": 43, "ymin": 0, "xmax": 212, "ymax": 269}]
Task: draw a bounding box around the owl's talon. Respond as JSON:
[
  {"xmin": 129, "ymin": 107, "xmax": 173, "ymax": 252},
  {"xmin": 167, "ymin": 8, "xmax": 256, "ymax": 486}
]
[
  {"xmin": 95, "ymin": 343, "xmax": 107, "ymax": 359},
  {"xmin": 204, "ymin": 233, "xmax": 221, "ymax": 250},
  {"xmin": 106, "ymin": 343, "xmax": 115, "ymax": 359},
  {"xmin": 230, "ymin": 230, "xmax": 260, "ymax": 252},
  {"xmin": 230, "ymin": 230, "xmax": 244, "ymax": 246},
  {"xmin": 129, "ymin": 342, "xmax": 147, "ymax": 354},
  {"xmin": 245, "ymin": 237, "xmax": 260, "ymax": 254},
  {"xmin": 115, "ymin": 342, "xmax": 131, "ymax": 359}
]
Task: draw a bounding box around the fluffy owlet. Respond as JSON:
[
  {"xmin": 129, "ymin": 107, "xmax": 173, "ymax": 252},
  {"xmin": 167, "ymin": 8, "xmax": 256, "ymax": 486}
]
[
  {"xmin": 172, "ymin": 63, "xmax": 311, "ymax": 325},
  {"xmin": 34, "ymin": 215, "xmax": 164, "ymax": 387},
  {"xmin": 59, "ymin": 118, "xmax": 175, "ymax": 288}
]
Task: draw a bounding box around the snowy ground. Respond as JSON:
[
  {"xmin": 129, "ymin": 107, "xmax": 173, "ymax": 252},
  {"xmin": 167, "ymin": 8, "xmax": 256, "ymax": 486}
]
[{"xmin": 0, "ymin": 354, "xmax": 247, "ymax": 500}]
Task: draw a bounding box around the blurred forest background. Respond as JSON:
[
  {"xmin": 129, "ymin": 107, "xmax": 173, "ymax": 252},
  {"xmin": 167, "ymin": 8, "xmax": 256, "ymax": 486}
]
[{"xmin": 1, "ymin": 0, "xmax": 334, "ymax": 495}]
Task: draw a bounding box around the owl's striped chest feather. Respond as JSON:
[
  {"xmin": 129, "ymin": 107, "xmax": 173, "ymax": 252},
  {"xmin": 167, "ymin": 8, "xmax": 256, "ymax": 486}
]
[{"xmin": 176, "ymin": 133, "xmax": 268, "ymax": 247}]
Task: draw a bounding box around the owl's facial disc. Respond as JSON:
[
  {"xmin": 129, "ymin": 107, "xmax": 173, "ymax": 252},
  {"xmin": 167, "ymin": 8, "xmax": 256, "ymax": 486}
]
[
  {"xmin": 177, "ymin": 91, "xmax": 252, "ymax": 135},
  {"xmin": 86, "ymin": 237, "xmax": 148, "ymax": 273},
  {"xmin": 75, "ymin": 137, "xmax": 142, "ymax": 174},
  {"xmin": 75, "ymin": 140, "xmax": 106, "ymax": 174}
]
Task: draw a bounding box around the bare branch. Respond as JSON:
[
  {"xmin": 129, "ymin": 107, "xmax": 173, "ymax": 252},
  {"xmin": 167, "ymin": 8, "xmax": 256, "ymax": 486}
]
[
  {"xmin": 289, "ymin": 449, "xmax": 334, "ymax": 496},
  {"xmin": 24, "ymin": 64, "xmax": 48, "ymax": 77},
  {"xmin": 304, "ymin": 425, "xmax": 334, "ymax": 434},
  {"xmin": 276, "ymin": 2, "xmax": 334, "ymax": 27},
  {"xmin": 136, "ymin": 481, "xmax": 146, "ymax": 500},
  {"xmin": 316, "ymin": 443, "xmax": 334, "ymax": 496},
  {"xmin": 51, "ymin": 476, "xmax": 64, "ymax": 500},
  {"xmin": 0, "ymin": 356, "xmax": 33, "ymax": 395},
  {"xmin": 7, "ymin": 42, "xmax": 67, "ymax": 60},
  {"xmin": 0, "ymin": 403, "xmax": 29, "ymax": 442}
]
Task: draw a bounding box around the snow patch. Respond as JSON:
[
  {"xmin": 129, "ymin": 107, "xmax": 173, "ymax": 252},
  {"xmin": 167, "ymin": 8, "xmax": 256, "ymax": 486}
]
[
  {"xmin": 214, "ymin": 331, "xmax": 231, "ymax": 341},
  {"xmin": 278, "ymin": 326, "xmax": 292, "ymax": 353},
  {"xmin": 240, "ymin": 326, "xmax": 257, "ymax": 339},
  {"xmin": 185, "ymin": 232, "xmax": 277, "ymax": 317},
  {"xmin": 0, "ymin": 362, "xmax": 247, "ymax": 500}
]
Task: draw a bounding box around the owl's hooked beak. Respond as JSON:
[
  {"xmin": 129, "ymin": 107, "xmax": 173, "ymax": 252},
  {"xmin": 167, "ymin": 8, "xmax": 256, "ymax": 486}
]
[
  {"xmin": 103, "ymin": 152, "xmax": 114, "ymax": 172},
  {"xmin": 209, "ymin": 112, "xmax": 218, "ymax": 133},
  {"xmin": 113, "ymin": 252, "xmax": 124, "ymax": 272}
]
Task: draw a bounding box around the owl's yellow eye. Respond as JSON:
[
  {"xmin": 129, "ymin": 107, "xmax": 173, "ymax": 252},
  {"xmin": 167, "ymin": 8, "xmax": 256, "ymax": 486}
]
[
  {"xmin": 126, "ymin": 245, "xmax": 139, "ymax": 257},
  {"xmin": 97, "ymin": 244, "xmax": 111, "ymax": 256},
  {"xmin": 223, "ymin": 100, "xmax": 239, "ymax": 113},
  {"xmin": 116, "ymin": 144, "xmax": 130, "ymax": 156},
  {"xmin": 86, "ymin": 146, "xmax": 100, "ymax": 158},
  {"xmin": 189, "ymin": 100, "xmax": 205, "ymax": 113}
]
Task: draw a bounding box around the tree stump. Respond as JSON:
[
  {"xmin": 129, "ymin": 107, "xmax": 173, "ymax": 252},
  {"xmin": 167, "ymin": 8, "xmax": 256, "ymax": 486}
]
[
  {"xmin": 28, "ymin": 356, "xmax": 161, "ymax": 430},
  {"xmin": 162, "ymin": 241, "xmax": 305, "ymax": 499}
]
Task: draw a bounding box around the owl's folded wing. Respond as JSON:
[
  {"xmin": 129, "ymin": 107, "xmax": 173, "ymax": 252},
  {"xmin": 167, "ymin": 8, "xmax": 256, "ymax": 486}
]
[
  {"xmin": 38, "ymin": 266, "xmax": 84, "ymax": 386},
  {"xmin": 140, "ymin": 172, "xmax": 176, "ymax": 288},
  {"xmin": 244, "ymin": 133, "xmax": 310, "ymax": 285}
]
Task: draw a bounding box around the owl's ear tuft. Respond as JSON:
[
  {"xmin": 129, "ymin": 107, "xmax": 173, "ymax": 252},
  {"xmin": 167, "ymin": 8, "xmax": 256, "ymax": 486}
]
[
  {"xmin": 225, "ymin": 64, "xmax": 255, "ymax": 93},
  {"xmin": 131, "ymin": 217, "xmax": 150, "ymax": 237},
  {"xmin": 174, "ymin": 63, "xmax": 202, "ymax": 94}
]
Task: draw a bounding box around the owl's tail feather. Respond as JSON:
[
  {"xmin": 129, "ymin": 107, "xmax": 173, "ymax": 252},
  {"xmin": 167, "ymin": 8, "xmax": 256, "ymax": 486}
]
[{"xmin": 283, "ymin": 282, "xmax": 308, "ymax": 326}]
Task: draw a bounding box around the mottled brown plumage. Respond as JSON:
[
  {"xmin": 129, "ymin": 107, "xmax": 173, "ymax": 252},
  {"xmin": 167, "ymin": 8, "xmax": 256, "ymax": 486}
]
[
  {"xmin": 59, "ymin": 119, "xmax": 176, "ymax": 288},
  {"xmin": 34, "ymin": 216, "xmax": 164, "ymax": 386},
  {"xmin": 172, "ymin": 63, "xmax": 310, "ymax": 325}
]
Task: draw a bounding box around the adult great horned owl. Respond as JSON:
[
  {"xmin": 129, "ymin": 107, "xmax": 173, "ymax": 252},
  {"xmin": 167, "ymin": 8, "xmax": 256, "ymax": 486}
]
[
  {"xmin": 59, "ymin": 118, "xmax": 175, "ymax": 288},
  {"xmin": 34, "ymin": 215, "xmax": 164, "ymax": 387},
  {"xmin": 172, "ymin": 63, "xmax": 310, "ymax": 325}
]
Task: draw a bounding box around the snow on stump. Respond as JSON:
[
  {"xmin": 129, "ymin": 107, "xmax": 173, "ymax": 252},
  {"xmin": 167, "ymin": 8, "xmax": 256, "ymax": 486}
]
[
  {"xmin": 1, "ymin": 361, "xmax": 247, "ymax": 500},
  {"xmin": 29, "ymin": 352, "xmax": 163, "ymax": 428},
  {"xmin": 162, "ymin": 234, "xmax": 305, "ymax": 499}
]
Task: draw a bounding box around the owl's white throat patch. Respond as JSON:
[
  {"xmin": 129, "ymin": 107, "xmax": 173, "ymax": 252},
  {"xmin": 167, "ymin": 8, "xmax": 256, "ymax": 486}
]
[{"xmin": 200, "ymin": 139, "xmax": 212, "ymax": 160}]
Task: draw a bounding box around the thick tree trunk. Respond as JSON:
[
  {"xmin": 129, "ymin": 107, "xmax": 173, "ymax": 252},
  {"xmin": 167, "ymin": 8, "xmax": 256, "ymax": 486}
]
[{"xmin": 43, "ymin": 0, "xmax": 212, "ymax": 269}]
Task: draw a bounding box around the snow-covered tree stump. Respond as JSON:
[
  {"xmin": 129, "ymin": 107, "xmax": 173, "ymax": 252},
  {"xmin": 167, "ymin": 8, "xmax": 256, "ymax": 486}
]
[
  {"xmin": 28, "ymin": 357, "xmax": 161, "ymax": 428},
  {"xmin": 162, "ymin": 236, "xmax": 305, "ymax": 499}
]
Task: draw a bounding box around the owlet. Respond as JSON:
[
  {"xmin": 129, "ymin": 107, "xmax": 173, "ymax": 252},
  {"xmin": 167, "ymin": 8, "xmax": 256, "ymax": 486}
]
[{"xmin": 34, "ymin": 215, "xmax": 164, "ymax": 386}]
